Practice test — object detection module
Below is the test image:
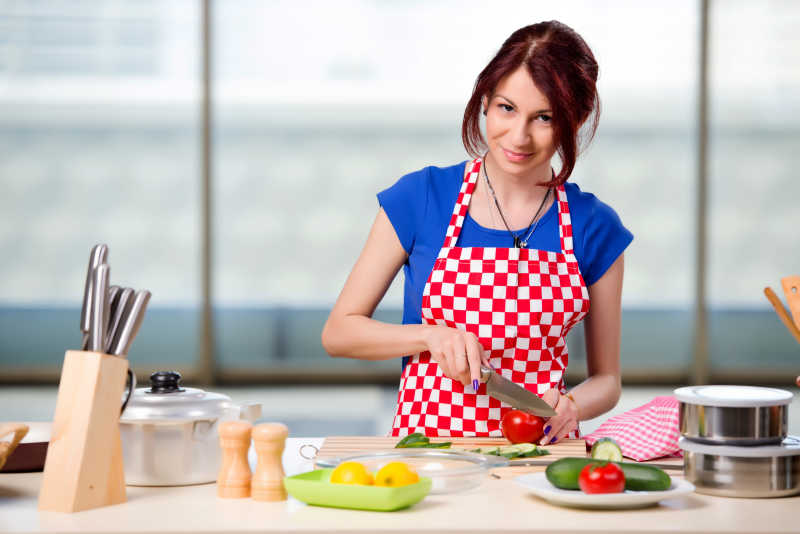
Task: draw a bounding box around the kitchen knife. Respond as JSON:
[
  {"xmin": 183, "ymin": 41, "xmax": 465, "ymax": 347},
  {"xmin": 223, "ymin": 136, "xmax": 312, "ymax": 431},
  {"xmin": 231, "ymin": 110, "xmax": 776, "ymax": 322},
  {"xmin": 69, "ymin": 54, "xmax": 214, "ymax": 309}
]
[
  {"xmin": 89, "ymin": 263, "xmax": 110, "ymax": 352},
  {"xmin": 109, "ymin": 289, "xmax": 151, "ymax": 357},
  {"xmin": 80, "ymin": 244, "xmax": 108, "ymax": 349},
  {"xmin": 106, "ymin": 287, "xmax": 134, "ymax": 353},
  {"xmin": 480, "ymin": 366, "xmax": 557, "ymax": 417},
  {"xmin": 107, "ymin": 285, "xmax": 122, "ymax": 316},
  {"xmin": 102, "ymin": 285, "xmax": 121, "ymax": 353}
]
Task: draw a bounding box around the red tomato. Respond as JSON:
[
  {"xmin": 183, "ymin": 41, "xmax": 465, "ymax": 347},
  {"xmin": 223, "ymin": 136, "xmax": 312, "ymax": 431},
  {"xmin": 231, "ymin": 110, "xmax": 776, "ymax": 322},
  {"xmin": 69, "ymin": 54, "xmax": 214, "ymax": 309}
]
[
  {"xmin": 500, "ymin": 410, "xmax": 545, "ymax": 444},
  {"xmin": 578, "ymin": 462, "xmax": 625, "ymax": 494}
]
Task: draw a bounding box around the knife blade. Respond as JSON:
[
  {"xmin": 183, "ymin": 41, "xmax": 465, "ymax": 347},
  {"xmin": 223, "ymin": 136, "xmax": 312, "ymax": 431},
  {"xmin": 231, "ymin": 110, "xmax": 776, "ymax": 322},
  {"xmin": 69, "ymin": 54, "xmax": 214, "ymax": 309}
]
[
  {"xmin": 89, "ymin": 263, "xmax": 110, "ymax": 352},
  {"xmin": 480, "ymin": 366, "xmax": 557, "ymax": 417},
  {"xmin": 80, "ymin": 244, "xmax": 108, "ymax": 349},
  {"xmin": 109, "ymin": 289, "xmax": 151, "ymax": 357},
  {"xmin": 106, "ymin": 287, "xmax": 134, "ymax": 353}
]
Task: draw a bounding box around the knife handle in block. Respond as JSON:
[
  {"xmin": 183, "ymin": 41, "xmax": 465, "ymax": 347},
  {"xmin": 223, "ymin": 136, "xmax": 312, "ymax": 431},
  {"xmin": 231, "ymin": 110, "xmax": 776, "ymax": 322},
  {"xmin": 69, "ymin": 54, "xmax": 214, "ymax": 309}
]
[
  {"xmin": 780, "ymin": 276, "xmax": 800, "ymax": 333},
  {"xmin": 764, "ymin": 287, "xmax": 800, "ymax": 345}
]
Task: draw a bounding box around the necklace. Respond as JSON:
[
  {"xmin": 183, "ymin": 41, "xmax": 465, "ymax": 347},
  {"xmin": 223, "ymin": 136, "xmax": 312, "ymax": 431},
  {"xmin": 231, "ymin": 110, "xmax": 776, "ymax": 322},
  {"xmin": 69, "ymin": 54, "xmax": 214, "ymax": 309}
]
[{"xmin": 483, "ymin": 158, "xmax": 552, "ymax": 249}]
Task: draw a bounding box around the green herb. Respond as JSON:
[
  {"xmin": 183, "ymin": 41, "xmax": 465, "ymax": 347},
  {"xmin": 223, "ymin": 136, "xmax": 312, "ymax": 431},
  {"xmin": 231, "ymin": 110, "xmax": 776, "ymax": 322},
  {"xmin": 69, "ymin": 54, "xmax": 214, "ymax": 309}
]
[{"xmin": 395, "ymin": 433, "xmax": 452, "ymax": 449}]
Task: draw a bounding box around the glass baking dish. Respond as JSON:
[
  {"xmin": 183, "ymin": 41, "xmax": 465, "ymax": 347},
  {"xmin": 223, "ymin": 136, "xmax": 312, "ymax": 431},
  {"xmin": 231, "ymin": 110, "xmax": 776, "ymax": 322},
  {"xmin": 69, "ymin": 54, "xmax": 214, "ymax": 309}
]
[{"xmin": 314, "ymin": 449, "xmax": 508, "ymax": 494}]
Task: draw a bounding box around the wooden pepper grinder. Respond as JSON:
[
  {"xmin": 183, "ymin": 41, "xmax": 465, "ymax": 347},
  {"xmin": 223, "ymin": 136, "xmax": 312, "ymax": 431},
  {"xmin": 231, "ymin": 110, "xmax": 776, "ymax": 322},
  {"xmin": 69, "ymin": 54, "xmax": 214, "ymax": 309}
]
[
  {"xmin": 251, "ymin": 422, "xmax": 289, "ymax": 501},
  {"xmin": 217, "ymin": 421, "xmax": 253, "ymax": 498}
]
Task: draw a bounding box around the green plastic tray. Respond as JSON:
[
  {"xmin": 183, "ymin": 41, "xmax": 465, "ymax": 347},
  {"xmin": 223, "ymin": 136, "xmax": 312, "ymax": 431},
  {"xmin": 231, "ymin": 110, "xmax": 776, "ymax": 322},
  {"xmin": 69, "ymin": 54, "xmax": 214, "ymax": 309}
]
[{"xmin": 284, "ymin": 468, "xmax": 432, "ymax": 512}]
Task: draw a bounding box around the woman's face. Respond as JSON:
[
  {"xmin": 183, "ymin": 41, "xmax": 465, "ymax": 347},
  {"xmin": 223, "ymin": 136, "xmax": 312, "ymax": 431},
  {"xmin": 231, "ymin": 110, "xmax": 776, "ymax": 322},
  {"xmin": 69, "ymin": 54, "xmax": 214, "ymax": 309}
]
[{"xmin": 483, "ymin": 66, "xmax": 557, "ymax": 180}]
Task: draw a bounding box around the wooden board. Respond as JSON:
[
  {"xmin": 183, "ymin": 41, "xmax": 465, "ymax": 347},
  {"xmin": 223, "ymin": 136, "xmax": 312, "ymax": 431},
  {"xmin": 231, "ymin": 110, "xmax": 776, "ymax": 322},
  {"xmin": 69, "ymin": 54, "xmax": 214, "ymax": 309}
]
[
  {"xmin": 317, "ymin": 436, "xmax": 586, "ymax": 460},
  {"xmin": 316, "ymin": 436, "xmax": 585, "ymax": 479},
  {"xmin": 315, "ymin": 436, "xmax": 684, "ymax": 479}
]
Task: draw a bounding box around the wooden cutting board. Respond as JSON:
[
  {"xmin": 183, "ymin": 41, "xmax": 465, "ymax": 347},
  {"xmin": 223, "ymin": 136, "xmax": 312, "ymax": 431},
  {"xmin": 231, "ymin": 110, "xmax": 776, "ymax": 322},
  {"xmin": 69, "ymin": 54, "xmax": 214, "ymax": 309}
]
[
  {"xmin": 315, "ymin": 436, "xmax": 684, "ymax": 479},
  {"xmin": 315, "ymin": 436, "xmax": 586, "ymax": 478},
  {"xmin": 317, "ymin": 436, "xmax": 586, "ymax": 459}
]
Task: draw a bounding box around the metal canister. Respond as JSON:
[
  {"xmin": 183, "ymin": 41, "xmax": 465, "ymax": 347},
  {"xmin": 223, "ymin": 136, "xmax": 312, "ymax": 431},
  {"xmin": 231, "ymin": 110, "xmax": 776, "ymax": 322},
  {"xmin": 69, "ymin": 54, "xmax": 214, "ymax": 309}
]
[
  {"xmin": 680, "ymin": 436, "xmax": 800, "ymax": 498},
  {"xmin": 674, "ymin": 385, "xmax": 792, "ymax": 445}
]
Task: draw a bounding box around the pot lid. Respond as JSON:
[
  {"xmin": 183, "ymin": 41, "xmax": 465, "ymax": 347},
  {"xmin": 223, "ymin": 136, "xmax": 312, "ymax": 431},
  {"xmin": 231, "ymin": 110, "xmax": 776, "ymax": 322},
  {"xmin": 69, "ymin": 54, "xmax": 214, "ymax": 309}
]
[
  {"xmin": 679, "ymin": 436, "xmax": 800, "ymax": 457},
  {"xmin": 120, "ymin": 371, "xmax": 233, "ymax": 422},
  {"xmin": 673, "ymin": 385, "xmax": 793, "ymax": 407}
]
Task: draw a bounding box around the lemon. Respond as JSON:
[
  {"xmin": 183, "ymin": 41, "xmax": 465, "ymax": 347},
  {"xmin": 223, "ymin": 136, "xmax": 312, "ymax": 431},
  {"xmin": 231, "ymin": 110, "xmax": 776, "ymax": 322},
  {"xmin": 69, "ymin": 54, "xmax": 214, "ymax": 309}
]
[
  {"xmin": 374, "ymin": 461, "xmax": 420, "ymax": 487},
  {"xmin": 329, "ymin": 461, "xmax": 374, "ymax": 485}
]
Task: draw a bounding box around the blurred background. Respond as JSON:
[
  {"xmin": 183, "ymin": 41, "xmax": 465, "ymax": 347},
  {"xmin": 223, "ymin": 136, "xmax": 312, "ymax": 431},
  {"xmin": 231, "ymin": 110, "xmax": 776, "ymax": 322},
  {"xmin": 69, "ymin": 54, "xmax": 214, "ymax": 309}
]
[{"xmin": 1, "ymin": 0, "xmax": 799, "ymax": 435}]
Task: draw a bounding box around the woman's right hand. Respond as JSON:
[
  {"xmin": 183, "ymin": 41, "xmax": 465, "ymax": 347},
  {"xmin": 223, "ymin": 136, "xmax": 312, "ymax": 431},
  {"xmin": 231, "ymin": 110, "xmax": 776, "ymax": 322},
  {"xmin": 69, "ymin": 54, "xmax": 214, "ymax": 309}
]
[{"xmin": 423, "ymin": 325, "xmax": 490, "ymax": 389}]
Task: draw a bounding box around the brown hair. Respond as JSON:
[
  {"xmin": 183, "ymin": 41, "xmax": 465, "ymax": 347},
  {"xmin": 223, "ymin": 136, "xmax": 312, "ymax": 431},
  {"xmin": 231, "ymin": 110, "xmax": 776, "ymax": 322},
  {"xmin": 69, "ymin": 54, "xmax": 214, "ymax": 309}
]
[{"xmin": 462, "ymin": 21, "xmax": 600, "ymax": 186}]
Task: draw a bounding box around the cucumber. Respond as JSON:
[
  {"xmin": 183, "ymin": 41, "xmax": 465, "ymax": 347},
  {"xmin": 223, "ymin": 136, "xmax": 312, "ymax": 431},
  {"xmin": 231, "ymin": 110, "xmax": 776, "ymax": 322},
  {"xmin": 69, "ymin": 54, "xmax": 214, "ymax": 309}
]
[
  {"xmin": 512, "ymin": 443, "xmax": 538, "ymax": 455},
  {"xmin": 545, "ymin": 457, "xmax": 671, "ymax": 492},
  {"xmin": 590, "ymin": 437, "xmax": 623, "ymax": 462},
  {"xmin": 499, "ymin": 445, "xmax": 523, "ymax": 458},
  {"xmin": 471, "ymin": 447, "xmax": 501, "ymax": 455}
]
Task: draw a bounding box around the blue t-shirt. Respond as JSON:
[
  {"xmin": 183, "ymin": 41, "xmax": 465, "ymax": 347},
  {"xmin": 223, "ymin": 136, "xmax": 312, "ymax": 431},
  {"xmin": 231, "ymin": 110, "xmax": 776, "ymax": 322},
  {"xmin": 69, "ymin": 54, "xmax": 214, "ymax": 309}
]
[{"xmin": 377, "ymin": 161, "xmax": 633, "ymax": 363}]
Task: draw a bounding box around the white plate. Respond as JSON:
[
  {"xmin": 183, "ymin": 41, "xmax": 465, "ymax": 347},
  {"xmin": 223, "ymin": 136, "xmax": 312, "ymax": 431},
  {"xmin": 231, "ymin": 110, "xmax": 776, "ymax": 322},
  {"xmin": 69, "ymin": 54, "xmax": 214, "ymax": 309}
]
[{"xmin": 514, "ymin": 472, "xmax": 695, "ymax": 510}]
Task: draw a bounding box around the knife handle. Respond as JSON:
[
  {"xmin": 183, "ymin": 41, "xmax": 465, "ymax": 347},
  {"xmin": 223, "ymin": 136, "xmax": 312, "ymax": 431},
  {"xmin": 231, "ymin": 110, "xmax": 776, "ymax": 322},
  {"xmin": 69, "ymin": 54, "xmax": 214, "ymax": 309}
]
[
  {"xmin": 90, "ymin": 264, "xmax": 110, "ymax": 352},
  {"xmin": 110, "ymin": 290, "xmax": 151, "ymax": 357},
  {"xmin": 80, "ymin": 244, "xmax": 108, "ymax": 334},
  {"xmin": 479, "ymin": 366, "xmax": 493, "ymax": 382},
  {"xmin": 106, "ymin": 287, "xmax": 135, "ymax": 354}
]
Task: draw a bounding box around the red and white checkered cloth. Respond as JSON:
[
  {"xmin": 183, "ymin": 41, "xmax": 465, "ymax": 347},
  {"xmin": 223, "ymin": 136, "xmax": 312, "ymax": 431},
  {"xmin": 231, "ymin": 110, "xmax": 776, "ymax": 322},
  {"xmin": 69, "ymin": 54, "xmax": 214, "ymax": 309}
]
[{"xmin": 584, "ymin": 396, "xmax": 682, "ymax": 461}]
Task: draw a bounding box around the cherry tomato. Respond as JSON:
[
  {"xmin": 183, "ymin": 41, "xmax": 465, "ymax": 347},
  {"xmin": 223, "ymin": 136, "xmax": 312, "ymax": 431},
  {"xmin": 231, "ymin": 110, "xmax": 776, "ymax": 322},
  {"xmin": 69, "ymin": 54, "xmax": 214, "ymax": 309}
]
[
  {"xmin": 578, "ymin": 462, "xmax": 625, "ymax": 494},
  {"xmin": 500, "ymin": 409, "xmax": 545, "ymax": 444}
]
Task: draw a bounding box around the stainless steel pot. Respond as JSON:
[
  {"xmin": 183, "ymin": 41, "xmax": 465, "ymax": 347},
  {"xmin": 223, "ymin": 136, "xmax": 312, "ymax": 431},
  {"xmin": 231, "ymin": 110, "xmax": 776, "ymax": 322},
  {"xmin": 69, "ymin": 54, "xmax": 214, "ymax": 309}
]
[
  {"xmin": 674, "ymin": 385, "xmax": 792, "ymax": 445},
  {"xmin": 119, "ymin": 371, "xmax": 262, "ymax": 486},
  {"xmin": 679, "ymin": 436, "xmax": 800, "ymax": 498}
]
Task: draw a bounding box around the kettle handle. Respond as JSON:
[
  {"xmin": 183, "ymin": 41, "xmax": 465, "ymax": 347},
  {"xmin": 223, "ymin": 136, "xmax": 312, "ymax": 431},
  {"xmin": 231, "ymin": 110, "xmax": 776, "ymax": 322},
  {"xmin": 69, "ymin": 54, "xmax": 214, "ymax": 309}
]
[{"xmin": 120, "ymin": 368, "xmax": 136, "ymax": 416}]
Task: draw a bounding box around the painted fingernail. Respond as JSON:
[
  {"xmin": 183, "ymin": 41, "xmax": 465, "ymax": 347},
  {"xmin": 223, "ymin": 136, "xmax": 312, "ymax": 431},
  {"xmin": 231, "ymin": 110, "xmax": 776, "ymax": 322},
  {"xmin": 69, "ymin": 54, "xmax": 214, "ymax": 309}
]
[
  {"xmin": 472, "ymin": 379, "xmax": 479, "ymax": 391},
  {"xmin": 550, "ymin": 437, "xmax": 558, "ymax": 444},
  {"xmin": 544, "ymin": 425, "xmax": 551, "ymax": 435}
]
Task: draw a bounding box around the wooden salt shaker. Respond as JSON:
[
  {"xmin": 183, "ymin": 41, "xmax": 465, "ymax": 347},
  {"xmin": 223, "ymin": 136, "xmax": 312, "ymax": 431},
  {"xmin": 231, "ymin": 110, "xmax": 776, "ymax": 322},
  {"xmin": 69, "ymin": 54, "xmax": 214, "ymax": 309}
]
[
  {"xmin": 251, "ymin": 423, "xmax": 289, "ymax": 501},
  {"xmin": 217, "ymin": 421, "xmax": 253, "ymax": 498}
]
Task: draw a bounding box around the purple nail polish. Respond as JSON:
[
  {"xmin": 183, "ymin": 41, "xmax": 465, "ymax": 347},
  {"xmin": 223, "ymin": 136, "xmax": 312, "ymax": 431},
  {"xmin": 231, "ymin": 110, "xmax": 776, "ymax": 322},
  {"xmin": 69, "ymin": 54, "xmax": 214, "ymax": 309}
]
[
  {"xmin": 550, "ymin": 437, "xmax": 558, "ymax": 444},
  {"xmin": 544, "ymin": 425, "xmax": 551, "ymax": 435},
  {"xmin": 472, "ymin": 379, "xmax": 479, "ymax": 391}
]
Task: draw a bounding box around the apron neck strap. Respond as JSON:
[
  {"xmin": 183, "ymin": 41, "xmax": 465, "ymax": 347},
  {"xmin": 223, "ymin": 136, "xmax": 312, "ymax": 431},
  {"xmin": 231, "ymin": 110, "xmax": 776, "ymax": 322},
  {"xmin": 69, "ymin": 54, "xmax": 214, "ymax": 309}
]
[{"xmin": 441, "ymin": 158, "xmax": 574, "ymax": 253}]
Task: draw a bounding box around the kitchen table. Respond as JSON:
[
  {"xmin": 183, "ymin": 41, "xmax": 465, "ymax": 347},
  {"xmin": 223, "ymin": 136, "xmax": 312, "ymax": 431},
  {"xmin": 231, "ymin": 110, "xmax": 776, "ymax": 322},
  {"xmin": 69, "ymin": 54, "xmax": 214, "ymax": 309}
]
[{"xmin": 0, "ymin": 436, "xmax": 797, "ymax": 534}]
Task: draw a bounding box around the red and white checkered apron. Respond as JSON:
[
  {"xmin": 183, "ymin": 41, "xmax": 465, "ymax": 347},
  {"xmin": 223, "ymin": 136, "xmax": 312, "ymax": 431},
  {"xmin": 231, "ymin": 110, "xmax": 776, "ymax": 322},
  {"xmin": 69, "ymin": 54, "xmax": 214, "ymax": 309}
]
[{"xmin": 391, "ymin": 158, "xmax": 590, "ymax": 437}]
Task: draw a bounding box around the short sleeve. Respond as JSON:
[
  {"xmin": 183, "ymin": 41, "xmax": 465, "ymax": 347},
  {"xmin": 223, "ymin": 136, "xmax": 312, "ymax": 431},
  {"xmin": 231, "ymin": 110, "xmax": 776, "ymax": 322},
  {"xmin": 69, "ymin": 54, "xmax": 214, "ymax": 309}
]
[
  {"xmin": 377, "ymin": 167, "xmax": 430, "ymax": 255},
  {"xmin": 580, "ymin": 200, "xmax": 633, "ymax": 286}
]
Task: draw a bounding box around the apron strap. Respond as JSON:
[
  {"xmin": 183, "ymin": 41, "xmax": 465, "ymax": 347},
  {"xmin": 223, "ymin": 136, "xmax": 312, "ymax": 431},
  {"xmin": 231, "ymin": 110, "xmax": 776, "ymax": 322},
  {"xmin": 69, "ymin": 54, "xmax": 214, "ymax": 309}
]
[
  {"xmin": 440, "ymin": 159, "xmax": 577, "ymax": 255},
  {"xmin": 441, "ymin": 159, "xmax": 482, "ymax": 250},
  {"xmin": 555, "ymin": 185, "xmax": 575, "ymax": 254}
]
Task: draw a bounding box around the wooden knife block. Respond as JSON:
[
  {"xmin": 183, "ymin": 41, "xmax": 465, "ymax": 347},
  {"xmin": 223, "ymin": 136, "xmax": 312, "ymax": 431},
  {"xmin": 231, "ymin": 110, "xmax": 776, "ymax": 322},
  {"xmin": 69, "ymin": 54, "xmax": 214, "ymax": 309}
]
[{"xmin": 39, "ymin": 350, "xmax": 129, "ymax": 513}]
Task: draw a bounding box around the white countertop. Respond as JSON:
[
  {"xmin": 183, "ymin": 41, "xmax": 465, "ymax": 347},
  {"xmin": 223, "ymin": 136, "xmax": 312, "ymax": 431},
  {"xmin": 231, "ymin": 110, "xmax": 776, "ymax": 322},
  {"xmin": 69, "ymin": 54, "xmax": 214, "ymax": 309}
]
[{"xmin": 1, "ymin": 437, "xmax": 799, "ymax": 534}]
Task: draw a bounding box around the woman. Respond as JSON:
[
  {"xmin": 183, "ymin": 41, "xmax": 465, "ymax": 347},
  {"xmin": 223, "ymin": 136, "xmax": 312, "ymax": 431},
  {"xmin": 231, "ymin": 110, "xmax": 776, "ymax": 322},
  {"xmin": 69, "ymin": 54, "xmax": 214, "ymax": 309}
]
[{"xmin": 322, "ymin": 21, "xmax": 632, "ymax": 444}]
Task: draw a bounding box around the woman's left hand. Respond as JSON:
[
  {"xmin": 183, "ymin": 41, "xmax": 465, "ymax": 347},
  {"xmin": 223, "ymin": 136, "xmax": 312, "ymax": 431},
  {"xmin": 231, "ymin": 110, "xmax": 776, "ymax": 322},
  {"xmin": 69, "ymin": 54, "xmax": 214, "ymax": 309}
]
[{"xmin": 538, "ymin": 389, "xmax": 579, "ymax": 445}]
